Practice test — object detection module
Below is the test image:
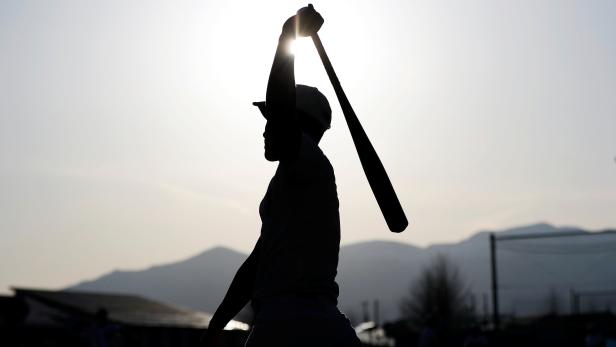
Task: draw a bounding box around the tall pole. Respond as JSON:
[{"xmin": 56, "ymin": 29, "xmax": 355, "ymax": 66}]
[
  {"xmin": 362, "ymin": 301, "xmax": 370, "ymax": 323},
  {"xmin": 483, "ymin": 293, "xmax": 489, "ymax": 324},
  {"xmin": 490, "ymin": 233, "xmax": 500, "ymax": 330},
  {"xmin": 373, "ymin": 299, "xmax": 380, "ymax": 326}
]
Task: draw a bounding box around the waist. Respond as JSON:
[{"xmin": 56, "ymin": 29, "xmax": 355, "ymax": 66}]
[{"xmin": 251, "ymin": 293, "xmax": 338, "ymax": 320}]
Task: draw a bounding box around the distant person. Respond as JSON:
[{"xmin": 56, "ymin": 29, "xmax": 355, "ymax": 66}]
[
  {"xmin": 202, "ymin": 5, "xmax": 360, "ymax": 347},
  {"xmin": 4, "ymin": 298, "xmax": 29, "ymax": 347},
  {"xmin": 417, "ymin": 316, "xmax": 440, "ymax": 347},
  {"xmin": 586, "ymin": 323, "xmax": 606, "ymax": 347},
  {"xmin": 86, "ymin": 308, "xmax": 119, "ymax": 347},
  {"xmin": 463, "ymin": 326, "xmax": 488, "ymax": 347}
]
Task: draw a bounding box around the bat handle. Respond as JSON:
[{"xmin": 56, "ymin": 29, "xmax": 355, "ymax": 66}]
[
  {"xmin": 311, "ymin": 34, "xmax": 349, "ymax": 115},
  {"xmin": 311, "ymin": 34, "xmax": 363, "ymax": 138}
]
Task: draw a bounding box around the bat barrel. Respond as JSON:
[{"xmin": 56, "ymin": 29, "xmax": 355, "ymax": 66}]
[{"xmin": 311, "ymin": 33, "xmax": 408, "ymax": 233}]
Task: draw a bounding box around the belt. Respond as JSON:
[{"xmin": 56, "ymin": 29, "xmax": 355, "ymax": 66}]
[{"xmin": 251, "ymin": 292, "xmax": 337, "ymax": 313}]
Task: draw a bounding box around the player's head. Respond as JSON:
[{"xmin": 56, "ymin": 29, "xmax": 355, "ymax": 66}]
[
  {"xmin": 295, "ymin": 84, "xmax": 331, "ymax": 142},
  {"xmin": 254, "ymin": 84, "xmax": 331, "ymax": 161}
]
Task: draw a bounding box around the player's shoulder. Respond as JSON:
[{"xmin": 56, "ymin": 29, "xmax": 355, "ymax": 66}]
[{"xmin": 300, "ymin": 134, "xmax": 331, "ymax": 167}]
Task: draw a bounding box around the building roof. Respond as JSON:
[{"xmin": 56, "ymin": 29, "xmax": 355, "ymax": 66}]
[{"xmin": 13, "ymin": 288, "xmax": 247, "ymax": 330}]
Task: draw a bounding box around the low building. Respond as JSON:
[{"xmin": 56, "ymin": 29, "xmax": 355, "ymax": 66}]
[
  {"xmin": 1, "ymin": 287, "xmax": 248, "ymax": 347},
  {"xmin": 355, "ymin": 321, "xmax": 395, "ymax": 346}
]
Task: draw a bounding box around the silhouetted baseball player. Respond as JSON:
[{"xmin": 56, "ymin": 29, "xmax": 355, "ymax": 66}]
[{"xmin": 203, "ymin": 6, "xmax": 361, "ymax": 346}]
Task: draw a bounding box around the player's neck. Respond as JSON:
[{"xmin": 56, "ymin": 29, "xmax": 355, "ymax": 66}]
[{"xmin": 303, "ymin": 130, "xmax": 323, "ymax": 144}]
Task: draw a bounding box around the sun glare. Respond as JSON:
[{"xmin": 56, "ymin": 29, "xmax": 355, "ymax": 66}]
[
  {"xmin": 288, "ymin": 37, "xmax": 325, "ymax": 87},
  {"xmin": 289, "ymin": 37, "xmax": 313, "ymax": 56}
]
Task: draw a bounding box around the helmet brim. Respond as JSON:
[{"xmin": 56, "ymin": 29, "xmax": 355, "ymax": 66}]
[{"xmin": 252, "ymin": 101, "xmax": 268, "ymax": 119}]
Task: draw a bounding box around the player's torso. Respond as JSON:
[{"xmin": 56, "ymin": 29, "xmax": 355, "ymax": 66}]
[{"xmin": 255, "ymin": 135, "xmax": 341, "ymax": 301}]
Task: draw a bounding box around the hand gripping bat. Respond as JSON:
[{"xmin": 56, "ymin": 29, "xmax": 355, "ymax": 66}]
[{"xmin": 310, "ymin": 29, "xmax": 409, "ymax": 233}]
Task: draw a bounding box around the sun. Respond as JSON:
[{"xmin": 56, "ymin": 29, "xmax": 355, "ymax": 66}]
[
  {"xmin": 288, "ymin": 37, "xmax": 325, "ymax": 87},
  {"xmin": 288, "ymin": 37, "xmax": 313, "ymax": 56}
]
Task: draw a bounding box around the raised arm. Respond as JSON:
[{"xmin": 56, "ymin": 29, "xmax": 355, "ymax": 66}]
[{"xmin": 265, "ymin": 5, "xmax": 323, "ymax": 161}]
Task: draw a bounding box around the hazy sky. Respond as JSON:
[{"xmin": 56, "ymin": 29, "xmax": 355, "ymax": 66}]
[{"xmin": 1, "ymin": 0, "xmax": 615, "ymax": 294}]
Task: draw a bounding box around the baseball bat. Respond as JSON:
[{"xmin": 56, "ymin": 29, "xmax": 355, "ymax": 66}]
[{"xmin": 311, "ymin": 32, "xmax": 408, "ymax": 233}]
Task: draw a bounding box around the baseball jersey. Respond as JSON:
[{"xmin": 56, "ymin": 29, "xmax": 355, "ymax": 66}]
[{"xmin": 253, "ymin": 134, "xmax": 340, "ymax": 303}]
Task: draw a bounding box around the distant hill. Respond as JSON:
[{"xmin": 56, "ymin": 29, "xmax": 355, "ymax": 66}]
[
  {"xmin": 69, "ymin": 223, "xmax": 616, "ymax": 323},
  {"xmin": 71, "ymin": 247, "xmax": 247, "ymax": 318}
]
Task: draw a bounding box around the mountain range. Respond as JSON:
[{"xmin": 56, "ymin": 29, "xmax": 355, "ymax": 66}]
[{"xmin": 69, "ymin": 223, "xmax": 616, "ymax": 323}]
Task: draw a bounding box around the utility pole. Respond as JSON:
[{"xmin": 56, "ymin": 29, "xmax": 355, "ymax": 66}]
[
  {"xmin": 490, "ymin": 233, "xmax": 500, "ymax": 330},
  {"xmin": 570, "ymin": 289, "xmax": 578, "ymax": 315},
  {"xmin": 373, "ymin": 299, "xmax": 380, "ymax": 326},
  {"xmin": 482, "ymin": 293, "xmax": 489, "ymax": 324},
  {"xmin": 362, "ymin": 301, "xmax": 370, "ymax": 323}
]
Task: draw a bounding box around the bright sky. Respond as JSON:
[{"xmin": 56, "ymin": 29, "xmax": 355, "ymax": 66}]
[{"xmin": 1, "ymin": 0, "xmax": 615, "ymax": 294}]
